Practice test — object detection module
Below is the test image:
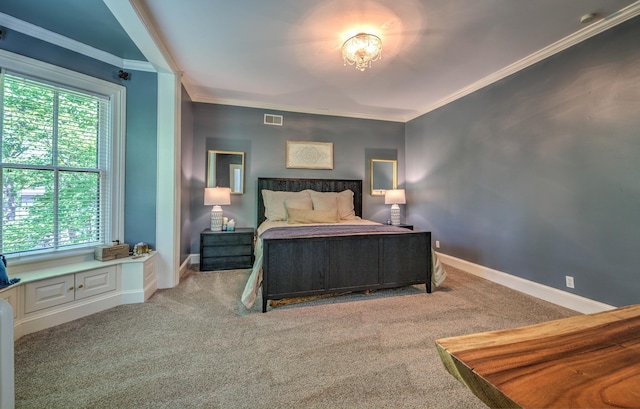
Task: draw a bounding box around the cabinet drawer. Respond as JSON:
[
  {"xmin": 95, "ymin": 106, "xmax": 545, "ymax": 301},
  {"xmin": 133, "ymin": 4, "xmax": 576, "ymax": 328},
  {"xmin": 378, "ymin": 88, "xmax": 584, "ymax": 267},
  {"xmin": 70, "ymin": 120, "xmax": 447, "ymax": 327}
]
[
  {"xmin": 201, "ymin": 256, "xmax": 253, "ymax": 271},
  {"xmin": 202, "ymin": 233, "xmax": 253, "ymax": 247},
  {"xmin": 202, "ymin": 245, "xmax": 252, "ymax": 258}
]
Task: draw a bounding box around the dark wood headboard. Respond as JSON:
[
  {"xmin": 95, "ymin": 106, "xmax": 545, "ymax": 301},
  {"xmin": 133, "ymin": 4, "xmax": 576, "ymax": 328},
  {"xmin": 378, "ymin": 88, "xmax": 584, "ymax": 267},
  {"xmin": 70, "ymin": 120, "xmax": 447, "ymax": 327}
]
[{"xmin": 257, "ymin": 178, "xmax": 363, "ymax": 226}]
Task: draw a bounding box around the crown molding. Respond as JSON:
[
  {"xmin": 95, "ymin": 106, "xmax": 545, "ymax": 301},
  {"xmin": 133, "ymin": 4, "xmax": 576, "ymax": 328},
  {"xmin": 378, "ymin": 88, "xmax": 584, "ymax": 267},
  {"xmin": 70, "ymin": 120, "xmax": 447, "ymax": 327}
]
[
  {"xmin": 122, "ymin": 59, "xmax": 155, "ymax": 72},
  {"xmin": 190, "ymin": 92, "xmax": 405, "ymax": 123},
  {"xmin": 105, "ymin": 0, "xmax": 179, "ymax": 74},
  {"xmin": 0, "ymin": 12, "xmax": 151, "ymax": 72},
  {"xmin": 407, "ymin": 1, "xmax": 640, "ymax": 122}
]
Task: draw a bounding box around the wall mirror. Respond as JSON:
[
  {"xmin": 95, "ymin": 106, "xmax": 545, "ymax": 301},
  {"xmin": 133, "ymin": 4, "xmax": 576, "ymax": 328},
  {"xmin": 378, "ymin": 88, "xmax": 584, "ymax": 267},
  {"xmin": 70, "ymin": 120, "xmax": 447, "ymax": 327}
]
[
  {"xmin": 370, "ymin": 159, "xmax": 397, "ymax": 195},
  {"xmin": 207, "ymin": 150, "xmax": 245, "ymax": 194}
]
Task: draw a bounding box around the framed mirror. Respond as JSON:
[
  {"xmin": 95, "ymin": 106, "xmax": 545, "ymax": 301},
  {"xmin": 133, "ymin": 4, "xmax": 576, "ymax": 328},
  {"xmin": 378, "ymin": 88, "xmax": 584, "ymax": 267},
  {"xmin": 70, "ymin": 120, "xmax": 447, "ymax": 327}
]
[
  {"xmin": 370, "ymin": 159, "xmax": 397, "ymax": 195},
  {"xmin": 207, "ymin": 150, "xmax": 245, "ymax": 194}
]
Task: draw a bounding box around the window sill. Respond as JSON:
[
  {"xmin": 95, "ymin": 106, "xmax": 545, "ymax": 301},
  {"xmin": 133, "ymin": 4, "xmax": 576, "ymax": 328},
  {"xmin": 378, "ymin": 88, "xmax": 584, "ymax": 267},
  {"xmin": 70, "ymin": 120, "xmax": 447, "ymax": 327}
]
[
  {"xmin": 8, "ymin": 252, "xmax": 156, "ymax": 285},
  {"xmin": 6, "ymin": 247, "xmax": 99, "ymax": 276}
]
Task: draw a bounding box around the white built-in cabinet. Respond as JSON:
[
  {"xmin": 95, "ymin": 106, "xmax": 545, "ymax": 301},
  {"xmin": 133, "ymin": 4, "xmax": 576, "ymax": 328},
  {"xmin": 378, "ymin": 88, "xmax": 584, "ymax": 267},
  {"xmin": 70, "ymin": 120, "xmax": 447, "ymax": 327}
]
[
  {"xmin": 0, "ymin": 287, "xmax": 17, "ymax": 319},
  {"xmin": 24, "ymin": 267, "xmax": 117, "ymax": 314},
  {"xmin": 0, "ymin": 252, "xmax": 157, "ymax": 340}
]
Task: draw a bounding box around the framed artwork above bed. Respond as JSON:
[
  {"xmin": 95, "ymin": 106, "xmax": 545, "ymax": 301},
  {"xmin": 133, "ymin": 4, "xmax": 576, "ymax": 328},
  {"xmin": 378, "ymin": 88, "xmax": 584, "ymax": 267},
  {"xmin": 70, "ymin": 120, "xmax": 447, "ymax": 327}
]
[{"xmin": 286, "ymin": 141, "xmax": 333, "ymax": 169}]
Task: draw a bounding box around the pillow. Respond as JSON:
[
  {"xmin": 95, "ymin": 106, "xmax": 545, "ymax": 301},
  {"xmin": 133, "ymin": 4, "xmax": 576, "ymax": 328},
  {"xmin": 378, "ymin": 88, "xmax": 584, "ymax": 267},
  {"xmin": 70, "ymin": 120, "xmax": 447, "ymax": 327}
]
[
  {"xmin": 285, "ymin": 197, "xmax": 313, "ymax": 211},
  {"xmin": 336, "ymin": 189, "xmax": 357, "ymax": 220},
  {"xmin": 309, "ymin": 193, "xmax": 338, "ymax": 211},
  {"xmin": 308, "ymin": 189, "xmax": 357, "ymax": 220},
  {"xmin": 287, "ymin": 208, "xmax": 340, "ymax": 224},
  {"xmin": 0, "ymin": 254, "xmax": 20, "ymax": 289},
  {"xmin": 262, "ymin": 190, "xmax": 311, "ymax": 221}
]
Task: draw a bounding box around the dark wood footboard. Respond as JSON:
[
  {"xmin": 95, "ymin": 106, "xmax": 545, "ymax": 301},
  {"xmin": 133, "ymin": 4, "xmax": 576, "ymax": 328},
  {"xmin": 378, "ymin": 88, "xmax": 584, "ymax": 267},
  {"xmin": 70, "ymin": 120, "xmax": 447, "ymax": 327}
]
[{"xmin": 261, "ymin": 231, "xmax": 431, "ymax": 312}]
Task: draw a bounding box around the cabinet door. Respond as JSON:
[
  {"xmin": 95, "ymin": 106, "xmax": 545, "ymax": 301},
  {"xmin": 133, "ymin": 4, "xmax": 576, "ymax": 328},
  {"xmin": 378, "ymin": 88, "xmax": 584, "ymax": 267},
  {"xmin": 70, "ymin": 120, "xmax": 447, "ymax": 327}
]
[
  {"xmin": 0, "ymin": 287, "xmax": 18, "ymax": 318},
  {"xmin": 75, "ymin": 267, "xmax": 116, "ymax": 300},
  {"xmin": 25, "ymin": 274, "xmax": 75, "ymax": 314}
]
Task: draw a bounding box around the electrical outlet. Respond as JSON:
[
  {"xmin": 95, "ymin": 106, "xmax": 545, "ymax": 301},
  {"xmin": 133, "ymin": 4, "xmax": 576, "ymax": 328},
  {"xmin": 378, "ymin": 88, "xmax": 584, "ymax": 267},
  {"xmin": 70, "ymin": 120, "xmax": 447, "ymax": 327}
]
[
  {"xmin": 565, "ymin": 276, "xmax": 575, "ymax": 288},
  {"xmin": 435, "ymin": 240, "xmax": 440, "ymax": 249}
]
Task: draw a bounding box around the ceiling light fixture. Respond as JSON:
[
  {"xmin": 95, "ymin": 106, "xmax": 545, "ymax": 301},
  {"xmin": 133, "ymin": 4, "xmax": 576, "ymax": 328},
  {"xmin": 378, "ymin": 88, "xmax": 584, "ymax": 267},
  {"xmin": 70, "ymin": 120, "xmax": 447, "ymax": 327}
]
[{"xmin": 342, "ymin": 33, "xmax": 382, "ymax": 72}]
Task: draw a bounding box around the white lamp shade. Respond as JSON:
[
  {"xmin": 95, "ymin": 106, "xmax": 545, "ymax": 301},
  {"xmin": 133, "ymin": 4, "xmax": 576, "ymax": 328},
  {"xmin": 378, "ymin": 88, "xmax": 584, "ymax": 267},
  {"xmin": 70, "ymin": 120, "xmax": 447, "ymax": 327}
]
[
  {"xmin": 204, "ymin": 187, "xmax": 231, "ymax": 206},
  {"xmin": 384, "ymin": 189, "xmax": 406, "ymax": 205}
]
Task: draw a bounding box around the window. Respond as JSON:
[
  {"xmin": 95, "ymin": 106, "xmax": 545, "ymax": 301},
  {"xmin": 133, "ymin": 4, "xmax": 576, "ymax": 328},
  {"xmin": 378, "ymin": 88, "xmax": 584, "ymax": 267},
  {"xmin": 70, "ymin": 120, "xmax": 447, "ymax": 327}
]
[{"xmin": 0, "ymin": 50, "xmax": 125, "ymax": 259}]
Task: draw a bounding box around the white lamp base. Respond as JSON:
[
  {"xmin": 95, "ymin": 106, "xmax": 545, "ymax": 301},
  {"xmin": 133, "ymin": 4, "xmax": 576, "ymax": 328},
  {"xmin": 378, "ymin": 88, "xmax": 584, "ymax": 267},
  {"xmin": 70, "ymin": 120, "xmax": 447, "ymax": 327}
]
[
  {"xmin": 210, "ymin": 205, "xmax": 223, "ymax": 231},
  {"xmin": 390, "ymin": 204, "xmax": 400, "ymax": 226}
]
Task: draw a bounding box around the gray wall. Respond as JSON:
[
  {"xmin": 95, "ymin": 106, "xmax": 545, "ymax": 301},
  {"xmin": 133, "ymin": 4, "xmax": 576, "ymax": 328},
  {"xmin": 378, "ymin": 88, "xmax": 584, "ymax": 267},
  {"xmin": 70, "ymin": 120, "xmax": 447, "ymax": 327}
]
[
  {"xmin": 406, "ymin": 17, "xmax": 640, "ymax": 307},
  {"xmin": 190, "ymin": 104, "xmax": 405, "ymax": 253},
  {"xmin": 0, "ymin": 30, "xmax": 159, "ymax": 250},
  {"xmin": 180, "ymin": 85, "xmax": 194, "ymax": 264}
]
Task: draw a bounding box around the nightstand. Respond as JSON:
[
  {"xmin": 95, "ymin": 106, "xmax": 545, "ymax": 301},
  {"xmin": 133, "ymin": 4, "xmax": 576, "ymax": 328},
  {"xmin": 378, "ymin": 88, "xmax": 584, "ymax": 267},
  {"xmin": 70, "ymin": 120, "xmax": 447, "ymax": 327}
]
[
  {"xmin": 395, "ymin": 224, "xmax": 414, "ymax": 230},
  {"xmin": 200, "ymin": 228, "xmax": 254, "ymax": 271}
]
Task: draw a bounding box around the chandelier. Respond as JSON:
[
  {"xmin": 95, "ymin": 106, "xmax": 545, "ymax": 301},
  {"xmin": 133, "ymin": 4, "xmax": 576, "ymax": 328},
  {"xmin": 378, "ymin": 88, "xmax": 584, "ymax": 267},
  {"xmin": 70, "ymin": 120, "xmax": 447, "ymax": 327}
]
[{"xmin": 342, "ymin": 33, "xmax": 382, "ymax": 71}]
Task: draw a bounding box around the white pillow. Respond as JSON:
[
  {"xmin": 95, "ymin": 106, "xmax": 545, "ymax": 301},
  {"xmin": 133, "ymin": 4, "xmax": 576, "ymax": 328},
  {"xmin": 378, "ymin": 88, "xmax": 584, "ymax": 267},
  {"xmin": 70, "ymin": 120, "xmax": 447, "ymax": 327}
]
[
  {"xmin": 285, "ymin": 197, "xmax": 313, "ymax": 211},
  {"xmin": 262, "ymin": 190, "xmax": 312, "ymax": 221},
  {"xmin": 307, "ymin": 190, "xmax": 357, "ymax": 220},
  {"xmin": 336, "ymin": 189, "xmax": 357, "ymax": 220},
  {"xmin": 309, "ymin": 193, "xmax": 338, "ymax": 211}
]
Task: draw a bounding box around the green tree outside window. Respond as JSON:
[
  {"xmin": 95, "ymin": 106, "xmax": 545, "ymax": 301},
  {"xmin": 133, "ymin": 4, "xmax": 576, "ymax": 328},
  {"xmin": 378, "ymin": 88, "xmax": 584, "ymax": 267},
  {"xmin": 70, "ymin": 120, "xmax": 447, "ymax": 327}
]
[{"xmin": 1, "ymin": 73, "xmax": 109, "ymax": 254}]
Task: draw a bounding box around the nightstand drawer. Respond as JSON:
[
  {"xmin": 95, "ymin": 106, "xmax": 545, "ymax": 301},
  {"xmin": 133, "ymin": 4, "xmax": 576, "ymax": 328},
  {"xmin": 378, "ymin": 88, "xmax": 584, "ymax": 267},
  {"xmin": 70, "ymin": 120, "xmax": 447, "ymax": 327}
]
[
  {"xmin": 202, "ymin": 245, "xmax": 252, "ymax": 258},
  {"xmin": 201, "ymin": 256, "xmax": 253, "ymax": 271},
  {"xmin": 202, "ymin": 233, "xmax": 253, "ymax": 247}
]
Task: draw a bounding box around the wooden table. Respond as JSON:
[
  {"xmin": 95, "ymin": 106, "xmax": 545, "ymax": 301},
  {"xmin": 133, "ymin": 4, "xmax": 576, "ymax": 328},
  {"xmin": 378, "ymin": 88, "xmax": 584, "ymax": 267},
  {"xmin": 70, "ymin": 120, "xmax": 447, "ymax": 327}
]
[{"xmin": 436, "ymin": 304, "xmax": 640, "ymax": 408}]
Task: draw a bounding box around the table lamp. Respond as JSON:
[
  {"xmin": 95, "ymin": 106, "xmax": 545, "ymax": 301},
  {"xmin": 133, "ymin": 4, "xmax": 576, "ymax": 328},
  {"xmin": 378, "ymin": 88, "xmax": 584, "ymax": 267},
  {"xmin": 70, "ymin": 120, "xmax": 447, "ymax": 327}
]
[
  {"xmin": 204, "ymin": 187, "xmax": 231, "ymax": 231},
  {"xmin": 384, "ymin": 189, "xmax": 406, "ymax": 226}
]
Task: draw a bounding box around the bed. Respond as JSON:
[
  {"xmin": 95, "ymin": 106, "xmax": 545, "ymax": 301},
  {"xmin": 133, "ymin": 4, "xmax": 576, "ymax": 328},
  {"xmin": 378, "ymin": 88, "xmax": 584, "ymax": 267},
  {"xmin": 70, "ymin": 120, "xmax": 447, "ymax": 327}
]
[{"xmin": 241, "ymin": 177, "xmax": 447, "ymax": 312}]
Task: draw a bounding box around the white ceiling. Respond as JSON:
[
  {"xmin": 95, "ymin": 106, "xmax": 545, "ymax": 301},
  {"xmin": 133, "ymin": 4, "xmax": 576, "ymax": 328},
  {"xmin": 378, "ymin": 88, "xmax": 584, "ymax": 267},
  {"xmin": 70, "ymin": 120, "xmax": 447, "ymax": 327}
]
[{"xmin": 122, "ymin": 0, "xmax": 639, "ymax": 122}]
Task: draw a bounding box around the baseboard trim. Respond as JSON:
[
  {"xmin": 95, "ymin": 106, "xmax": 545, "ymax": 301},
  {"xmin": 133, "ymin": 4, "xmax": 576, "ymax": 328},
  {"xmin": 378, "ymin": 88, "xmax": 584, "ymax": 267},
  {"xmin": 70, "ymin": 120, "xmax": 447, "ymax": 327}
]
[
  {"xmin": 436, "ymin": 253, "xmax": 615, "ymax": 314},
  {"xmin": 179, "ymin": 257, "xmax": 191, "ymax": 279},
  {"xmin": 120, "ymin": 289, "xmax": 146, "ymax": 304}
]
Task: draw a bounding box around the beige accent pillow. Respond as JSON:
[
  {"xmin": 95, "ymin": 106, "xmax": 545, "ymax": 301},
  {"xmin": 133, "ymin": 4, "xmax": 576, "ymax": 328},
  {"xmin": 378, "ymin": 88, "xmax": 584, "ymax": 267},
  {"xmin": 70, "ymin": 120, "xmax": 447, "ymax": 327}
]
[
  {"xmin": 262, "ymin": 190, "xmax": 311, "ymax": 221},
  {"xmin": 287, "ymin": 208, "xmax": 340, "ymax": 224}
]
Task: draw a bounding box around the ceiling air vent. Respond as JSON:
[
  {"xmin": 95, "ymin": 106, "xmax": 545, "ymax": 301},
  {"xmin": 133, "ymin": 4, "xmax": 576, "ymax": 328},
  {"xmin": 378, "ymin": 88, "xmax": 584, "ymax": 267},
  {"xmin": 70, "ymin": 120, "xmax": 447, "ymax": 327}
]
[{"xmin": 264, "ymin": 114, "xmax": 283, "ymax": 126}]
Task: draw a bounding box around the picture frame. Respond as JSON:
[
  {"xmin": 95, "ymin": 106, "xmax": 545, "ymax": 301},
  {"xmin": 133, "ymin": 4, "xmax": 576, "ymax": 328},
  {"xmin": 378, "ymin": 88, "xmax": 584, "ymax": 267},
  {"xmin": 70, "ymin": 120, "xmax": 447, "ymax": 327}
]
[
  {"xmin": 286, "ymin": 141, "xmax": 334, "ymax": 169},
  {"xmin": 207, "ymin": 150, "xmax": 245, "ymax": 194},
  {"xmin": 370, "ymin": 159, "xmax": 398, "ymax": 196}
]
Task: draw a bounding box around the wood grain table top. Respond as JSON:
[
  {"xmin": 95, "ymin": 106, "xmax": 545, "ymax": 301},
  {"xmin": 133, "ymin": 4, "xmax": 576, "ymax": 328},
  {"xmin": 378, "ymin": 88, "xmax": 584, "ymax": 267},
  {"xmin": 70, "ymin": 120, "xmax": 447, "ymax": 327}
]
[{"xmin": 436, "ymin": 304, "xmax": 640, "ymax": 408}]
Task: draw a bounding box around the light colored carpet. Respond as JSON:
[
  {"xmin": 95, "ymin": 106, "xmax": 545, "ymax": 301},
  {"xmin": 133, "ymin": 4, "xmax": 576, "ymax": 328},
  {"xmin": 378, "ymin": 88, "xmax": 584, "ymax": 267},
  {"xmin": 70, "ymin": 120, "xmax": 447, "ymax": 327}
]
[{"xmin": 13, "ymin": 264, "xmax": 579, "ymax": 408}]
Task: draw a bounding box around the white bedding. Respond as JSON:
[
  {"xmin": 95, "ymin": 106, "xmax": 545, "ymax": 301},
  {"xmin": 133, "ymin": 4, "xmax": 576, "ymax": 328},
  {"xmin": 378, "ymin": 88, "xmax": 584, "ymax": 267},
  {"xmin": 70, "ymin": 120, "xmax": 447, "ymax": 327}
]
[{"xmin": 240, "ymin": 220, "xmax": 448, "ymax": 309}]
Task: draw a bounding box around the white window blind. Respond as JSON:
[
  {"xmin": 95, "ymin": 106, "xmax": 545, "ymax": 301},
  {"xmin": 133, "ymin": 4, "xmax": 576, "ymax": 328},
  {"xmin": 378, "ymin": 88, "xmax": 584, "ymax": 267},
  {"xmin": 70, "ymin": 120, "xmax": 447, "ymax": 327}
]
[{"xmin": 0, "ymin": 71, "xmax": 111, "ymax": 255}]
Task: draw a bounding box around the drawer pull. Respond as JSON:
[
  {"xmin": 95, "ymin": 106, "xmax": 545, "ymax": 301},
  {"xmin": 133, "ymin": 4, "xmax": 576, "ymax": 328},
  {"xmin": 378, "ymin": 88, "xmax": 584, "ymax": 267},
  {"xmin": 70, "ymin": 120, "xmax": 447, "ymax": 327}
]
[
  {"xmin": 78, "ymin": 284, "xmax": 84, "ymax": 289},
  {"xmin": 68, "ymin": 286, "xmax": 74, "ymax": 291}
]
